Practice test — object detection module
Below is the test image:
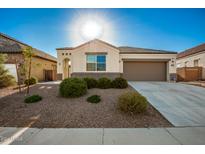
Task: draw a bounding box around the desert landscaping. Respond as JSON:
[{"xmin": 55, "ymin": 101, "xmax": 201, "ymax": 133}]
[{"xmin": 0, "ymin": 83, "xmax": 172, "ymax": 128}]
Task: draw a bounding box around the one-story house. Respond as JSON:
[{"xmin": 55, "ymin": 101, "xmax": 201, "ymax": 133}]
[
  {"xmin": 0, "ymin": 32, "xmax": 57, "ymax": 82},
  {"xmin": 176, "ymin": 43, "xmax": 205, "ymax": 81},
  {"xmin": 56, "ymin": 39, "xmax": 177, "ymax": 81}
]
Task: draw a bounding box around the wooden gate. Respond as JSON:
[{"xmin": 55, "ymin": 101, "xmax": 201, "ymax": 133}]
[
  {"xmin": 177, "ymin": 67, "xmax": 202, "ymax": 81},
  {"xmin": 44, "ymin": 70, "xmax": 54, "ymax": 81}
]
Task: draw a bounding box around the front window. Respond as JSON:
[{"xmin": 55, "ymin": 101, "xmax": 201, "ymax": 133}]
[
  {"xmin": 194, "ymin": 59, "xmax": 199, "ymax": 67},
  {"xmin": 185, "ymin": 61, "xmax": 188, "ymax": 67},
  {"xmin": 176, "ymin": 63, "xmax": 181, "ymax": 68},
  {"xmin": 86, "ymin": 54, "xmax": 106, "ymax": 71}
]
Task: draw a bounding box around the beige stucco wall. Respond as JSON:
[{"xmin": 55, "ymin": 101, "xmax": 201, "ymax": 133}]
[
  {"xmin": 3, "ymin": 53, "xmax": 57, "ymax": 82},
  {"xmin": 57, "ymin": 40, "xmax": 177, "ymax": 81},
  {"xmin": 57, "ymin": 40, "xmax": 120, "ymax": 78},
  {"xmin": 57, "ymin": 49, "xmax": 72, "ymax": 74},
  {"xmin": 176, "ymin": 51, "xmax": 205, "ymax": 79},
  {"xmin": 30, "ymin": 57, "xmax": 57, "ymax": 81},
  {"xmin": 1, "ymin": 34, "xmax": 57, "ymax": 82},
  {"xmin": 120, "ymin": 53, "xmax": 177, "ymax": 81}
]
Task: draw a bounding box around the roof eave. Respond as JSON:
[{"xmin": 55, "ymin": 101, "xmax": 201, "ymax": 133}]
[
  {"xmin": 56, "ymin": 48, "xmax": 74, "ymax": 50},
  {"xmin": 120, "ymin": 51, "xmax": 177, "ymax": 54},
  {"xmin": 56, "ymin": 39, "xmax": 118, "ymax": 51},
  {"xmin": 0, "ymin": 32, "xmax": 30, "ymax": 47},
  {"xmin": 177, "ymin": 50, "xmax": 205, "ymax": 59},
  {"xmin": 0, "ymin": 51, "xmax": 22, "ymax": 53}
]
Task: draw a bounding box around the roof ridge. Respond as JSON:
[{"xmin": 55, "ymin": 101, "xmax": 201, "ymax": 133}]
[
  {"xmin": 119, "ymin": 46, "xmax": 176, "ymax": 53},
  {"xmin": 57, "ymin": 40, "xmax": 177, "ymax": 54},
  {"xmin": 0, "ymin": 32, "xmax": 31, "ymax": 47},
  {"xmin": 0, "ymin": 32, "xmax": 57, "ymax": 61},
  {"xmin": 180, "ymin": 42, "xmax": 205, "ymax": 53},
  {"xmin": 33, "ymin": 48, "xmax": 57, "ymax": 61},
  {"xmin": 177, "ymin": 42, "xmax": 205, "ymax": 59},
  {"xmin": 56, "ymin": 39, "xmax": 118, "ymax": 50}
]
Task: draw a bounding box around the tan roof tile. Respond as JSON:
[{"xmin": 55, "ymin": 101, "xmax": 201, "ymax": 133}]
[{"xmin": 177, "ymin": 43, "xmax": 205, "ymax": 59}]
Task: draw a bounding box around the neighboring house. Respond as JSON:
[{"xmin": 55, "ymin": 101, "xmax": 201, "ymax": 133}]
[
  {"xmin": 177, "ymin": 43, "xmax": 205, "ymax": 80},
  {"xmin": 56, "ymin": 39, "xmax": 177, "ymax": 81},
  {"xmin": 0, "ymin": 32, "xmax": 57, "ymax": 82}
]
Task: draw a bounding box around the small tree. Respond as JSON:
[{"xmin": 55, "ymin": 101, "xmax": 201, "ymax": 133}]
[
  {"xmin": 0, "ymin": 54, "xmax": 15, "ymax": 88},
  {"xmin": 23, "ymin": 47, "xmax": 35, "ymax": 94}
]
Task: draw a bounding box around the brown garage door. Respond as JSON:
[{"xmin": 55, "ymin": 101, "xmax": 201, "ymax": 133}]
[{"xmin": 123, "ymin": 61, "xmax": 167, "ymax": 81}]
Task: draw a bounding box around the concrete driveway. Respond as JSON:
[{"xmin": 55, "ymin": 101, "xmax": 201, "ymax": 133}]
[{"xmin": 129, "ymin": 82, "xmax": 205, "ymax": 127}]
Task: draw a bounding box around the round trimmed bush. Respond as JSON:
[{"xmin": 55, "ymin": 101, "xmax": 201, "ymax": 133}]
[
  {"xmin": 87, "ymin": 95, "xmax": 101, "ymax": 103},
  {"xmin": 24, "ymin": 94, "xmax": 42, "ymax": 103},
  {"xmin": 112, "ymin": 77, "xmax": 128, "ymax": 89},
  {"xmin": 83, "ymin": 77, "xmax": 98, "ymax": 89},
  {"xmin": 97, "ymin": 77, "xmax": 112, "ymax": 89},
  {"xmin": 118, "ymin": 92, "xmax": 148, "ymax": 114},
  {"xmin": 59, "ymin": 78, "xmax": 87, "ymax": 98},
  {"xmin": 24, "ymin": 77, "xmax": 37, "ymax": 86}
]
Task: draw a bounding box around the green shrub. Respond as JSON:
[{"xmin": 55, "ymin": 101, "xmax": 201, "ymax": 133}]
[
  {"xmin": 24, "ymin": 94, "xmax": 42, "ymax": 103},
  {"xmin": 87, "ymin": 95, "xmax": 101, "ymax": 103},
  {"xmin": 0, "ymin": 74, "xmax": 15, "ymax": 88},
  {"xmin": 0, "ymin": 54, "xmax": 15, "ymax": 88},
  {"xmin": 112, "ymin": 77, "xmax": 128, "ymax": 89},
  {"xmin": 59, "ymin": 78, "xmax": 87, "ymax": 98},
  {"xmin": 83, "ymin": 77, "xmax": 98, "ymax": 89},
  {"xmin": 24, "ymin": 77, "xmax": 37, "ymax": 86},
  {"xmin": 97, "ymin": 77, "xmax": 112, "ymax": 89},
  {"xmin": 118, "ymin": 92, "xmax": 148, "ymax": 114}
]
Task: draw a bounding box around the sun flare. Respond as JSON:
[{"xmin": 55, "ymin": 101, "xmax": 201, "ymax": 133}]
[
  {"xmin": 80, "ymin": 20, "xmax": 103, "ymax": 40},
  {"xmin": 69, "ymin": 11, "xmax": 115, "ymax": 46}
]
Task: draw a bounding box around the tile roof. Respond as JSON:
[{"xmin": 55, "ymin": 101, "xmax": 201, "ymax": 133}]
[
  {"xmin": 57, "ymin": 39, "xmax": 177, "ymax": 54},
  {"xmin": 119, "ymin": 46, "xmax": 177, "ymax": 54},
  {"xmin": 0, "ymin": 39, "xmax": 22, "ymax": 53},
  {"xmin": 177, "ymin": 43, "xmax": 205, "ymax": 59},
  {"xmin": 0, "ymin": 32, "xmax": 30, "ymax": 47},
  {"xmin": 56, "ymin": 39, "xmax": 118, "ymax": 50},
  {"xmin": 33, "ymin": 48, "xmax": 57, "ymax": 62},
  {"xmin": 56, "ymin": 47, "xmax": 74, "ymax": 50},
  {"xmin": 0, "ymin": 32, "xmax": 57, "ymax": 62}
]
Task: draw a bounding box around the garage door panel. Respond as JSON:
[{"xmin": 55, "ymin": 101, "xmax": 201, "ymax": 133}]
[{"xmin": 123, "ymin": 61, "xmax": 166, "ymax": 81}]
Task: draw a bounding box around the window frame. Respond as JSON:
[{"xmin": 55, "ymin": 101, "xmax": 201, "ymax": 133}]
[
  {"xmin": 193, "ymin": 59, "xmax": 199, "ymax": 67},
  {"xmin": 185, "ymin": 61, "xmax": 188, "ymax": 67},
  {"xmin": 86, "ymin": 54, "xmax": 106, "ymax": 72},
  {"xmin": 176, "ymin": 63, "xmax": 181, "ymax": 68}
]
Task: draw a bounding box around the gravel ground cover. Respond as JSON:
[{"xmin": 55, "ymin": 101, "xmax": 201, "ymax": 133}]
[{"xmin": 0, "ymin": 84, "xmax": 172, "ymax": 128}]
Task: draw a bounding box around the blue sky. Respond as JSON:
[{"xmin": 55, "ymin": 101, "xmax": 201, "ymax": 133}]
[{"xmin": 0, "ymin": 8, "xmax": 205, "ymax": 57}]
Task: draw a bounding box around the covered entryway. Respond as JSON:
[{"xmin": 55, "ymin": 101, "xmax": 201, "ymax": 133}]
[
  {"xmin": 123, "ymin": 61, "xmax": 167, "ymax": 81},
  {"xmin": 62, "ymin": 58, "xmax": 70, "ymax": 79}
]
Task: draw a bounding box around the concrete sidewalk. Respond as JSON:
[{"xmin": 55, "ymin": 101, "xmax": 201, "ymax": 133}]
[
  {"xmin": 1, "ymin": 127, "xmax": 205, "ymax": 145},
  {"xmin": 37, "ymin": 81, "xmax": 61, "ymax": 84}
]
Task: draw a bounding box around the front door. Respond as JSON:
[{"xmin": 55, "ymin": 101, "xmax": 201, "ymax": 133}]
[{"xmin": 63, "ymin": 59, "xmax": 69, "ymax": 79}]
